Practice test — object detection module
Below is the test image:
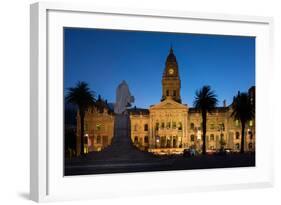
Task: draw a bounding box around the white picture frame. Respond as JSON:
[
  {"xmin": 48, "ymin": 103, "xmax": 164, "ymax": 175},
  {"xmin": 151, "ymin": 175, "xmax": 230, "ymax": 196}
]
[{"xmin": 30, "ymin": 2, "xmax": 274, "ymax": 202}]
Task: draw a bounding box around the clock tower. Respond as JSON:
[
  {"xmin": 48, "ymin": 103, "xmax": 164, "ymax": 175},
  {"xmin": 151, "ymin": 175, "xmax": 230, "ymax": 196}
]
[{"xmin": 161, "ymin": 47, "xmax": 181, "ymax": 103}]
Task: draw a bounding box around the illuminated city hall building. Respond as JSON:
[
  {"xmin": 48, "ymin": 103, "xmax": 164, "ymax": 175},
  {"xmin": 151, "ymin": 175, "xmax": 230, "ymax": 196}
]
[{"xmin": 128, "ymin": 48, "xmax": 255, "ymax": 155}]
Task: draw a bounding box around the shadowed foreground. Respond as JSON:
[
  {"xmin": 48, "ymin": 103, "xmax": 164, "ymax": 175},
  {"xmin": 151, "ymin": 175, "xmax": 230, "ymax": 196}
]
[{"xmin": 65, "ymin": 153, "xmax": 255, "ymax": 176}]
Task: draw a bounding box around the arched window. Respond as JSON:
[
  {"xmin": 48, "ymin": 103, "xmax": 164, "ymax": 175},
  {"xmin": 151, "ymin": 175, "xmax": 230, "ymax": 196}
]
[
  {"xmin": 235, "ymin": 132, "xmax": 240, "ymax": 139},
  {"xmin": 210, "ymin": 134, "xmax": 215, "ymax": 141},
  {"xmin": 190, "ymin": 135, "xmax": 195, "ymax": 142},
  {"xmin": 248, "ymin": 131, "xmax": 253, "ymax": 139},
  {"xmin": 178, "ymin": 122, "xmax": 182, "ymax": 130},
  {"xmin": 190, "ymin": 123, "xmax": 195, "ymax": 130},
  {"xmin": 134, "ymin": 136, "xmax": 138, "ymax": 145},
  {"xmin": 96, "ymin": 123, "xmax": 101, "ymax": 131},
  {"xmin": 248, "ymin": 143, "xmax": 253, "ymax": 149}
]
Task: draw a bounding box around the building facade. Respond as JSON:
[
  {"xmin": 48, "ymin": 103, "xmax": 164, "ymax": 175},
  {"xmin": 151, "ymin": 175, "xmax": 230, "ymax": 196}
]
[
  {"xmin": 76, "ymin": 99, "xmax": 115, "ymax": 154},
  {"xmin": 129, "ymin": 48, "xmax": 255, "ymax": 155}
]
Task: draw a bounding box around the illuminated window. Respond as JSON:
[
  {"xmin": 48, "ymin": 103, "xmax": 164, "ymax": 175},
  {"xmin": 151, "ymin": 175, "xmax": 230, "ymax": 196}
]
[
  {"xmin": 190, "ymin": 135, "xmax": 195, "ymax": 142},
  {"xmin": 96, "ymin": 124, "xmax": 101, "ymax": 131},
  {"xmin": 178, "ymin": 122, "xmax": 182, "ymax": 131},
  {"xmin": 235, "ymin": 120, "xmax": 239, "ymax": 126},
  {"xmin": 249, "ymin": 120, "xmax": 253, "ymax": 127}
]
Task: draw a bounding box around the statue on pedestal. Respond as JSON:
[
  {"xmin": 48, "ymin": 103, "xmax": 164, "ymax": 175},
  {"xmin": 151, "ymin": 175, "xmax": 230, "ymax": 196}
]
[{"xmin": 114, "ymin": 80, "xmax": 134, "ymax": 114}]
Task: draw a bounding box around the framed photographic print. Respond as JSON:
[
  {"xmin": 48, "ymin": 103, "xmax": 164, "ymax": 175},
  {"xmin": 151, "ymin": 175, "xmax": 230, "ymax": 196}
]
[{"xmin": 30, "ymin": 2, "xmax": 274, "ymax": 202}]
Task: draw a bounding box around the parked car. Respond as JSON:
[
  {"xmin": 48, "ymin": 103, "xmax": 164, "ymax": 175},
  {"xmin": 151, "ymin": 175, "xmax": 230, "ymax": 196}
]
[{"xmin": 183, "ymin": 148, "xmax": 196, "ymax": 157}]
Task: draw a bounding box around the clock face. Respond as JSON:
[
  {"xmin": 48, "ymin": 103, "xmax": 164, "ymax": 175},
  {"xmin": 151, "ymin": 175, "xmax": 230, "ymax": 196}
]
[{"xmin": 168, "ymin": 68, "xmax": 174, "ymax": 75}]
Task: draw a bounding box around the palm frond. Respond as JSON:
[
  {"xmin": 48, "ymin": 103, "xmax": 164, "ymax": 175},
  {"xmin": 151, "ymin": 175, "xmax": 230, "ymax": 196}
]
[
  {"xmin": 231, "ymin": 92, "xmax": 254, "ymax": 123},
  {"xmin": 193, "ymin": 85, "xmax": 218, "ymax": 112},
  {"xmin": 65, "ymin": 81, "xmax": 96, "ymax": 110}
]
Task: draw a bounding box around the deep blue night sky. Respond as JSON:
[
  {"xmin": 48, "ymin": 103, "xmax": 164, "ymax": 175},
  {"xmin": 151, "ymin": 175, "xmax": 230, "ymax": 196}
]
[{"xmin": 64, "ymin": 28, "xmax": 255, "ymax": 108}]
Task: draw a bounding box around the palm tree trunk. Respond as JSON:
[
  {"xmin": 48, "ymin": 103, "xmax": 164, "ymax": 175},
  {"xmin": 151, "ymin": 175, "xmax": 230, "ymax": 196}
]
[
  {"xmin": 80, "ymin": 110, "xmax": 85, "ymax": 156},
  {"xmin": 202, "ymin": 111, "xmax": 207, "ymax": 155},
  {"xmin": 241, "ymin": 121, "xmax": 245, "ymax": 153}
]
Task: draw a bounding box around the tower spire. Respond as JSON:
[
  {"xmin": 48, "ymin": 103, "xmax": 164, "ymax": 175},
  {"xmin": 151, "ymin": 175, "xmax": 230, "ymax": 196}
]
[{"xmin": 170, "ymin": 44, "xmax": 173, "ymax": 53}]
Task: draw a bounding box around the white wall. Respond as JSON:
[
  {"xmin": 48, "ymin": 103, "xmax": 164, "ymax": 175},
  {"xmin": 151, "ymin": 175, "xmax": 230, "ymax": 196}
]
[{"xmin": 0, "ymin": 0, "xmax": 280, "ymax": 204}]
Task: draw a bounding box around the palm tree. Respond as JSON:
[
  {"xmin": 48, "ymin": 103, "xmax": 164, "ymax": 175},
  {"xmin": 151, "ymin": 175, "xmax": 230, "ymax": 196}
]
[
  {"xmin": 193, "ymin": 85, "xmax": 218, "ymax": 155},
  {"xmin": 231, "ymin": 92, "xmax": 254, "ymax": 153},
  {"xmin": 66, "ymin": 81, "xmax": 95, "ymax": 156}
]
